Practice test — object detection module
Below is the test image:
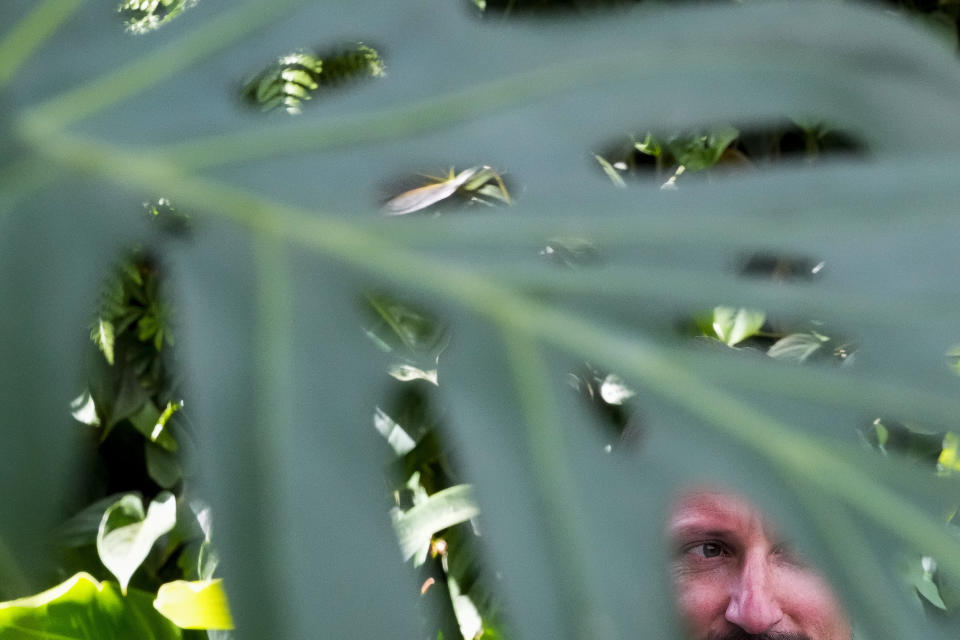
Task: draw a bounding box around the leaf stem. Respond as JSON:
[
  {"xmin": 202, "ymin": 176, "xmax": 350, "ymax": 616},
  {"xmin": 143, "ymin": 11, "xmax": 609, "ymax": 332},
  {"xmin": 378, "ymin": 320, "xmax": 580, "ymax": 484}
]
[
  {"xmin": 22, "ymin": 0, "xmax": 313, "ymax": 132},
  {"xmin": 498, "ymin": 325, "xmax": 603, "ymax": 640},
  {"xmin": 789, "ymin": 475, "xmax": 909, "ymax": 640},
  {"xmin": 0, "ymin": 0, "xmax": 82, "ymax": 90}
]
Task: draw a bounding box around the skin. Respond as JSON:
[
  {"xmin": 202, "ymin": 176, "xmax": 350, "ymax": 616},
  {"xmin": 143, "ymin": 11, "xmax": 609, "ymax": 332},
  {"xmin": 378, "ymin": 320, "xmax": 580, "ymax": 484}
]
[{"xmin": 667, "ymin": 489, "xmax": 852, "ymax": 640}]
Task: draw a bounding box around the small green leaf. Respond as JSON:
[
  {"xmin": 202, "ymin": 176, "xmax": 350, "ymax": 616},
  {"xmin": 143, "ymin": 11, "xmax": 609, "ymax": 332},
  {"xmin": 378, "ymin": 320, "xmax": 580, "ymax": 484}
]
[
  {"xmin": 70, "ymin": 390, "xmax": 101, "ymax": 427},
  {"xmin": 129, "ymin": 401, "xmax": 178, "ymax": 451},
  {"xmin": 939, "ymin": 432, "xmax": 960, "ymax": 473},
  {"xmin": 55, "ymin": 494, "xmax": 127, "ymax": 549},
  {"xmin": 768, "ymin": 332, "xmax": 827, "ymax": 362},
  {"xmin": 119, "ymin": 0, "xmax": 195, "ymax": 34},
  {"xmin": 667, "ymin": 126, "xmax": 740, "ymax": 172},
  {"xmin": 280, "ymin": 68, "xmax": 318, "ymax": 89},
  {"xmin": 461, "ymin": 167, "xmax": 496, "ymax": 192},
  {"xmin": 96, "ymin": 317, "xmax": 116, "ymax": 365},
  {"xmin": 106, "ymin": 369, "xmax": 150, "ymax": 430},
  {"xmin": 255, "ymin": 72, "xmax": 282, "ymax": 103},
  {"xmin": 633, "ymin": 132, "xmax": 662, "ymax": 157},
  {"xmin": 282, "ymin": 81, "xmax": 311, "ymax": 100},
  {"xmin": 387, "ymin": 363, "xmax": 438, "ymax": 385},
  {"xmin": 916, "ymin": 575, "xmax": 948, "ymax": 610},
  {"xmin": 146, "ymin": 442, "xmax": 182, "ymax": 489},
  {"xmin": 594, "ymin": 154, "xmax": 626, "ymax": 188},
  {"xmin": 393, "ymin": 484, "xmax": 480, "ymax": 561},
  {"xmin": 712, "ymin": 306, "xmax": 766, "ymax": 346},
  {"xmin": 906, "ymin": 556, "xmax": 948, "ymax": 610},
  {"xmin": 97, "ymin": 493, "xmax": 177, "ymax": 594},
  {"xmin": 383, "ymin": 167, "xmax": 481, "ymax": 215},
  {"xmin": 281, "ymin": 52, "xmax": 322, "ymax": 73},
  {"xmin": 364, "ymin": 293, "xmax": 448, "ymax": 356},
  {"xmin": 373, "ymin": 407, "xmax": 417, "ymax": 456}
]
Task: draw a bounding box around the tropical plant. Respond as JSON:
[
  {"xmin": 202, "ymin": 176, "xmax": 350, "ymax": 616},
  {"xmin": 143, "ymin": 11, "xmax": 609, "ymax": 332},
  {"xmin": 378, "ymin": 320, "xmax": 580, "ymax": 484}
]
[{"xmin": 2, "ymin": 1, "xmax": 960, "ymax": 639}]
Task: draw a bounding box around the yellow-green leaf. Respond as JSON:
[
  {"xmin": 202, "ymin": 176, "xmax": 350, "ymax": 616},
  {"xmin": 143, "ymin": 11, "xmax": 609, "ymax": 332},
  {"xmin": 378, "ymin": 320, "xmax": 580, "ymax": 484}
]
[
  {"xmin": 153, "ymin": 579, "xmax": 234, "ymax": 630},
  {"xmin": 0, "ymin": 572, "xmax": 180, "ymax": 639},
  {"xmin": 938, "ymin": 432, "xmax": 960, "ymax": 473},
  {"xmin": 712, "ymin": 306, "xmax": 766, "ymax": 346}
]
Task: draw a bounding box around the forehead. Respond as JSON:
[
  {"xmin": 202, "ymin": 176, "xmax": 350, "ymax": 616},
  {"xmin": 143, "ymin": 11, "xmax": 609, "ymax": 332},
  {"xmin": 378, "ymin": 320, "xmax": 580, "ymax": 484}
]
[{"xmin": 668, "ymin": 489, "xmax": 775, "ymax": 538}]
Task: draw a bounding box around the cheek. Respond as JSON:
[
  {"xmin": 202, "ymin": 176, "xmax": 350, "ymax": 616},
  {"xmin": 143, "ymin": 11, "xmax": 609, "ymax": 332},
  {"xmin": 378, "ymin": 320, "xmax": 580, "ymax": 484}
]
[
  {"xmin": 778, "ymin": 570, "xmax": 851, "ymax": 639},
  {"xmin": 673, "ymin": 575, "xmax": 729, "ymax": 635}
]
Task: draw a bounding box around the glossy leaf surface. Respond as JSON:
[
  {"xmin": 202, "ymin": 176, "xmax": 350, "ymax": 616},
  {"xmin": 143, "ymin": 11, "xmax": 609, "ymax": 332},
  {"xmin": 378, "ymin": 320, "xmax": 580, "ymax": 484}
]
[
  {"xmin": 154, "ymin": 579, "xmax": 234, "ymax": 630},
  {"xmin": 0, "ymin": 573, "xmax": 180, "ymax": 640},
  {"xmin": 97, "ymin": 493, "xmax": 177, "ymax": 594}
]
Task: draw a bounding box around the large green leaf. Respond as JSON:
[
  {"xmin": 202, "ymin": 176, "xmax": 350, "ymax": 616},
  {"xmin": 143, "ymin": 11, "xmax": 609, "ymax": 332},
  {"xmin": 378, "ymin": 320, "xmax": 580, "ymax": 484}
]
[
  {"xmin": 4, "ymin": 1, "xmax": 960, "ymax": 639},
  {"xmin": 0, "ymin": 572, "xmax": 180, "ymax": 640}
]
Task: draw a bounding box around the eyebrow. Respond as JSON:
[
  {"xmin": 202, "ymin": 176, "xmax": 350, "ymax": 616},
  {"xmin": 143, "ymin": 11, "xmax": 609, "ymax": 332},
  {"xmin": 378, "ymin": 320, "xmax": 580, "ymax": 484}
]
[{"xmin": 667, "ymin": 524, "xmax": 736, "ymax": 542}]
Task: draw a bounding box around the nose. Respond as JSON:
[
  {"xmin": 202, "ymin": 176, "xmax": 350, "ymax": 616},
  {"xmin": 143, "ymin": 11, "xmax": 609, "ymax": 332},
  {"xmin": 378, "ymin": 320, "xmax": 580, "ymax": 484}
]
[{"xmin": 725, "ymin": 551, "xmax": 784, "ymax": 634}]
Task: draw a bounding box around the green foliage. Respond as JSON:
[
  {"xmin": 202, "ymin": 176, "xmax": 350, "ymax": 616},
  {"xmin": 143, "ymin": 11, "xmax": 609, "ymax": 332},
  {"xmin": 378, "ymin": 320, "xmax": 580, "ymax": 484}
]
[
  {"xmin": 393, "ymin": 484, "xmax": 480, "ymax": 561},
  {"xmin": 90, "ymin": 201, "xmax": 181, "ymax": 397},
  {"xmin": 119, "ymin": 0, "xmax": 195, "ymax": 35},
  {"xmin": 243, "ymin": 44, "xmax": 385, "ymax": 114},
  {"xmin": 638, "ymin": 127, "xmax": 740, "ymax": 173},
  {"xmin": 384, "ymin": 166, "xmax": 512, "ymax": 215},
  {"xmin": 3, "ymin": 1, "xmax": 960, "ymax": 640},
  {"xmin": 0, "ymin": 573, "xmax": 181, "ymax": 640},
  {"xmin": 0, "ymin": 571, "xmax": 233, "ymax": 637},
  {"xmin": 97, "ymin": 493, "xmax": 176, "ymax": 594},
  {"xmin": 767, "ymin": 331, "xmax": 829, "ymax": 363},
  {"xmin": 708, "ymin": 306, "xmax": 766, "ymax": 347},
  {"xmin": 597, "ymin": 121, "xmax": 864, "ymax": 188},
  {"xmin": 154, "ymin": 579, "xmax": 233, "ymax": 630}
]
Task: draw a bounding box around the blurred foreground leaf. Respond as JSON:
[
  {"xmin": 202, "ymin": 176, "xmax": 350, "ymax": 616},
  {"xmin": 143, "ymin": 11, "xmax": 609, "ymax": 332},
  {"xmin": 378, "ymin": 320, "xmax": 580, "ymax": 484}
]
[{"xmin": 4, "ymin": 0, "xmax": 960, "ymax": 638}]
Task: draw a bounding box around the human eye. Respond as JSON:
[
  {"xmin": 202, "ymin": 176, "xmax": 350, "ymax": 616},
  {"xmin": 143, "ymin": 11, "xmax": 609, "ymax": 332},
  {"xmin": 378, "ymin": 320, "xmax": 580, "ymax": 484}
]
[{"xmin": 683, "ymin": 541, "xmax": 729, "ymax": 560}]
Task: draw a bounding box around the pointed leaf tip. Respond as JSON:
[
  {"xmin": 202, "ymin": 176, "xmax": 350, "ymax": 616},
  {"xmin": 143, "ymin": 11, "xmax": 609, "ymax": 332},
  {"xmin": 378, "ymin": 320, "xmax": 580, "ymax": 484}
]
[
  {"xmin": 154, "ymin": 579, "xmax": 234, "ymax": 630},
  {"xmin": 97, "ymin": 492, "xmax": 177, "ymax": 594}
]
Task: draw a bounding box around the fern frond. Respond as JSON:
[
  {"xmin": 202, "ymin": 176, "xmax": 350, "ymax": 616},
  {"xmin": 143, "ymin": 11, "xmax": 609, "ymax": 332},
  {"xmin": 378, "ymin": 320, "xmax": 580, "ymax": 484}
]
[
  {"xmin": 243, "ymin": 44, "xmax": 385, "ymax": 115},
  {"xmin": 118, "ymin": 0, "xmax": 196, "ymax": 34}
]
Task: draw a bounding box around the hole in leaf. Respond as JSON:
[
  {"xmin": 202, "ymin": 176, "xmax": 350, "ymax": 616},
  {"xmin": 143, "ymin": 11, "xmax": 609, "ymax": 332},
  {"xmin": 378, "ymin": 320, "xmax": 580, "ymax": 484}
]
[
  {"xmin": 470, "ymin": 0, "xmax": 645, "ymax": 18},
  {"xmin": 678, "ymin": 305, "xmax": 853, "ymax": 365},
  {"xmin": 568, "ymin": 364, "xmax": 644, "ymax": 453},
  {"xmin": 738, "ymin": 251, "xmax": 824, "ymax": 282},
  {"xmin": 242, "ymin": 43, "xmax": 386, "ymax": 115},
  {"xmin": 118, "ymin": 0, "xmax": 196, "ymax": 34},
  {"xmin": 539, "ymin": 236, "xmax": 602, "ymax": 268},
  {"xmin": 381, "ymin": 165, "xmax": 513, "ymax": 216},
  {"xmin": 78, "ymin": 199, "xmax": 190, "ymax": 500},
  {"xmin": 593, "ymin": 121, "xmax": 867, "ymax": 189}
]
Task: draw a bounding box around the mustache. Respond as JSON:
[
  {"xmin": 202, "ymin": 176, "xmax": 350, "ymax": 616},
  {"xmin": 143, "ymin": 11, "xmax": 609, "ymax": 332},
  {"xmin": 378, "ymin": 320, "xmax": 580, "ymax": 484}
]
[{"xmin": 707, "ymin": 633, "xmax": 812, "ymax": 640}]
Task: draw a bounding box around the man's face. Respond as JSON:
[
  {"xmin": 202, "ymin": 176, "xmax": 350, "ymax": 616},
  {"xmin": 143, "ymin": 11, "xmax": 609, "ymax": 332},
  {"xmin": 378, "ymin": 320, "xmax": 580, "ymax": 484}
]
[{"xmin": 667, "ymin": 489, "xmax": 852, "ymax": 640}]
